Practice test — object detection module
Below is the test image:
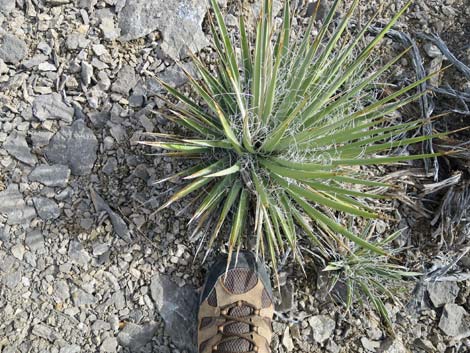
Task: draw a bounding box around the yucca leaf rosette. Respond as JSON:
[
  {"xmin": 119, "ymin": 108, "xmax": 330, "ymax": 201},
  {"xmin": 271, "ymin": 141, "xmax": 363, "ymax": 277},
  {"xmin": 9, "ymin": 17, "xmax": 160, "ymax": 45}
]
[{"xmin": 142, "ymin": 0, "xmax": 447, "ymax": 274}]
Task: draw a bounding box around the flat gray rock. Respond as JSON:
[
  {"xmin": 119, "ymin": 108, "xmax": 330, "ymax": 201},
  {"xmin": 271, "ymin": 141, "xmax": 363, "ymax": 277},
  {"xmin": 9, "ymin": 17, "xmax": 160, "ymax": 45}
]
[
  {"xmin": 282, "ymin": 326, "xmax": 294, "ymax": 351},
  {"xmin": 65, "ymin": 33, "xmax": 90, "ymax": 50},
  {"xmin": 0, "ymin": 34, "xmax": 27, "ymax": 64},
  {"xmin": 117, "ymin": 322, "xmax": 158, "ymax": 350},
  {"xmin": 81, "ymin": 61, "xmax": 93, "ymax": 87},
  {"xmin": 23, "ymin": 54, "xmax": 49, "ymax": 69},
  {"xmin": 68, "ymin": 240, "xmax": 91, "ymax": 267},
  {"xmin": 111, "ymin": 64, "xmax": 137, "ymax": 95},
  {"xmin": 45, "ymin": 120, "xmax": 98, "ymax": 175},
  {"xmin": 0, "ymin": 0, "xmax": 15, "ymax": 14},
  {"xmin": 30, "ymin": 130, "xmax": 55, "ymax": 148},
  {"xmin": 33, "ymin": 197, "xmax": 60, "ymax": 220},
  {"xmin": 72, "ymin": 288, "xmax": 98, "ymax": 306},
  {"xmin": 2, "ymin": 269, "xmax": 22, "ymax": 289},
  {"xmin": 378, "ymin": 338, "xmax": 407, "ymax": 353},
  {"xmin": 4, "ymin": 131, "xmax": 37, "ymax": 166},
  {"xmin": 427, "ymin": 281, "xmax": 460, "ymax": 307},
  {"xmin": 29, "ymin": 164, "xmax": 71, "ymax": 187},
  {"xmin": 102, "ymin": 157, "xmax": 118, "ymax": 175},
  {"xmin": 118, "ymin": 0, "xmax": 209, "ymax": 60},
  {"xmin": 32, "ymin": 93, "xmax": 75, "ymax": 124},
  {"xmin": 424, "ymin": 43, "xmax": 442, "ymax": 58},
  {"xmin": 25, "ymin": 229, "xmax": 45, "ymax": 252},
  {"xmin": 361, "ymin": 337, "xmax": 381, "ymax": 351},
  {"xmin": 101, "ymin": 337, "xmax": 118, "ymax": 352},
  {"xmin": 59, "ymin": 345, "xmax": 81, "ymax": 353},
  {"xmin": 308, "ymin": 315, "xmax": 336, "ymax": 343},
  {"xmin": 54, "ymin": 279, "xmax": 70, "ymax": 303},
  {"xmin": 0, "ymin": 58, "xmax": 8, "ymax": 74},
  {"xmin": 100, "ymin": 17, "xmax": 120, "ymax": 40},
  {"xmin": 32, "ymin": 324, "xmax": 59, "ymax": 342},
  {"xmin": 413, "ymin": 338, "xmax": 437, "ymax": 352},
  {"xmin": 0, "ymin": 184, "xmax": 36, "ymax": 226},
  {"xmin": 11, "ymin": 244, "xmax": 25, "ymax": 260},
  {"xmin": 439, "ymin": 303, "xmax": 468, "ymax": 337},
  {"xmin": 150, "ymin": 273, "xmax": 197, "ymax": 351}
]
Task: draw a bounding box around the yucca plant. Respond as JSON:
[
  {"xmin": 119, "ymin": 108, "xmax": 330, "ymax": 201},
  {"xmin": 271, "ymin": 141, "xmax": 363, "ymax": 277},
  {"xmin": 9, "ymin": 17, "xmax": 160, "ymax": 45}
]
[
  {"xmin": 323, "ymin": 221, "xmax": 420, "ymax": 332},
  {"xmin": 142, "ymin": 0, "xmax": 449, "ymax": 277}
]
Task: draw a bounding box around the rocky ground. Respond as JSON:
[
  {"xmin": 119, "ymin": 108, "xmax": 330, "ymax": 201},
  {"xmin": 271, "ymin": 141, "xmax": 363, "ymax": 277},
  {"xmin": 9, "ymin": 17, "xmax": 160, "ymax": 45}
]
[{"xmin": 1, "ymin": 0, "xmax": 470, "ymax": 352}]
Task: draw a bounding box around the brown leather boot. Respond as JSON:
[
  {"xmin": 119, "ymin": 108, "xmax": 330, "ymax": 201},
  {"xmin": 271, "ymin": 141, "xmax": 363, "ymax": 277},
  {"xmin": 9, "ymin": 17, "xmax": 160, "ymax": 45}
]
[{"xmin": 198, "ymin": 251, "xmax": 274, "ymax": 353}]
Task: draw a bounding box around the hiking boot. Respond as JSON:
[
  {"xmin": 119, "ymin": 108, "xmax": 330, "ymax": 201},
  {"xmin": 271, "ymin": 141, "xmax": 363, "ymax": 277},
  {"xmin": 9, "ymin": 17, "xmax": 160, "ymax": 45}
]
[{"xmin": 198, "ymin": 251, "xmax": 274, "ymax": 353}]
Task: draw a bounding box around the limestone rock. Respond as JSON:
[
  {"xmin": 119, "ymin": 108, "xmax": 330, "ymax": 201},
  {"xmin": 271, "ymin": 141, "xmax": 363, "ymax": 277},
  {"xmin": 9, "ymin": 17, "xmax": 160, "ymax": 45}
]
[
  {"xmin": 0, "ymin": 0, "xmax": 15, "ymax": 14},
  {"xmin": 378, "ymin": 338, "xmax": 407, "ymax": 353},
  {"xmin": 33, "ymin": 197, "xmax": 60, "ymax": 220},
  {"xmin": 427, "ymin": 281, "xmax": 459, "ymax": 307},
  {"xmin": 111, "ymin": 64, "xmax": 137, "ymax": 95},
  {"xmin": 4, "ymin": 131, "xmax": 37, "ymax": 166},
  {"xmin": 117, "ymin": 322, "xmax": 158, "ymax": 350},
  {"xmin": 439, "ymin": 303, "xmax": 468, "ymax": 337},
  {"xmin": 0, "ymin": 184, "xmax": 36, "ymax": 226},
  {"xmin": 100, "ymin": 337, "xmax": 118, "ymax": 352},
  {"xmin": 29, "ymin": 164, "xmax": 71, "ymax": 187},
  {"xmin": 0, "ymin": 34, "xmax": 28, "ymax": 64},
  {"xmin": 308, "ymin": 315, "xmax": 335, "ymax": 344},
  {"xmin": 45, "ymin": 120, "xmax": 98, "ymax": 176},
  {"xmin": 150, "ymin": 273, "xmax": 197, "ymax": 351},
  {"xmin": 32, "ymin": 93, "xmax": 74, "ymax": 124},
  {"xmin": 118, "ymin": 0, "xmax": 209, "ymax": 60}
]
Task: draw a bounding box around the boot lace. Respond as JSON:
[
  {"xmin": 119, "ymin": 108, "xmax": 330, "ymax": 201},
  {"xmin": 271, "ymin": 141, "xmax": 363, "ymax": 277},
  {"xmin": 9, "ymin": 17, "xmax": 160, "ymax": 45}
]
[{"xmin": 213, "ymin": 300, "xmax": 260, "ymax": 353}]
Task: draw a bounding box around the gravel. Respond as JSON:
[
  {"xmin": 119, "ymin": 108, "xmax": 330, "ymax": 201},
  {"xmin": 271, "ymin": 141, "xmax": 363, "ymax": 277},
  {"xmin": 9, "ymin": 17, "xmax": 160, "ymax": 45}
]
[{"xmin": 0, "ymin": 0, "xmax": 469, "ymax": 352}]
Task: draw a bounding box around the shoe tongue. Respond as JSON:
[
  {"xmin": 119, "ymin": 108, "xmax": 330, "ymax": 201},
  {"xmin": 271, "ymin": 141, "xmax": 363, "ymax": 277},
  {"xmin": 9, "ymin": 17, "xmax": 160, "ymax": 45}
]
[{"xmin": 218, "ymin": 306, "xmax": 253, "ymax": 353}]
